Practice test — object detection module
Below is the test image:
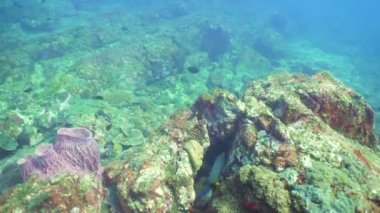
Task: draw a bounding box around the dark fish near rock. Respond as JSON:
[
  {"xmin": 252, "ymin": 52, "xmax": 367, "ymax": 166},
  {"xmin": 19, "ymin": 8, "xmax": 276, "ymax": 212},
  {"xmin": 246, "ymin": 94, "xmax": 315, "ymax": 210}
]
[
  {"xmin": 187, "ymin": 66, "xmax": 200, "ymax": 74},
  {"xmin": 23, "ymin": 87, "xmax": 33, "ymax": 93},
  {"xmin": 13, "ymin": 1, "xmax": 23, "ymax": 9},
  {"xmin": 92, "ymin": 95, "xmax": 104, "ymax": 100}
]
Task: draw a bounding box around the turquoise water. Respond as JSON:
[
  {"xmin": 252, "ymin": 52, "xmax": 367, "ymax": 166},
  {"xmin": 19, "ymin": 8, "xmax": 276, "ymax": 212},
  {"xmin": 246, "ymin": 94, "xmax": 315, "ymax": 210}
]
[{"xmin": 0, "ymin": 0, "xmax": 380, "ymax": 211}]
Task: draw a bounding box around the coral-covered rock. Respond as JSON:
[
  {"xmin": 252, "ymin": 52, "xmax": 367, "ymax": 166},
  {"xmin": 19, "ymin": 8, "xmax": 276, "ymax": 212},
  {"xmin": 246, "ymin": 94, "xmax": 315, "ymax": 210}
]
[
  {"xmin": 104, "ymin": 110, "xmax": 210, "ymax": 212},
  {"xmin": 0, "ymin": 174, "xmax": 106, "ymax": 212},
  {"xmin": 239, "ymin": 165, "xmax": 292, "ymax": 213},
  {"xmin": 210, "ymin": 72, "xmax": 380, "ymax": 212},
  {"xmin": 192, "ymin": 89, "xmax": 246, "ymax": 142},
  {"xmin": 297, "ymin": 73, "xmax": 376, "ymax": 147},
  {"xmin": 243, "ymin": 72, "xmax": 377, "ymax": 147}
]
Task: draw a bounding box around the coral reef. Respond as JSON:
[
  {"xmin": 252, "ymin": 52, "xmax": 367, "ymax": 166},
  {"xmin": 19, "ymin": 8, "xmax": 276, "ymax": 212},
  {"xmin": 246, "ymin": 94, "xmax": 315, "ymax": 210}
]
[
  {"xmin": 0, "ymin": 72, "xmax": 379, "ymax": 212},
  {"xmin": 192, "ymin": 89, "xmax": 245, "ymax": 142},
  {"xmin": 202, "ymin": 72, "xmax": 380, "ymax": 212},
  {"xmin": 0, "ymin": 2, "xmax": 379, "ymax": 212},
  {"xmin": 99, "ymin": 72, "xmax": 379, "ymax": 212}
]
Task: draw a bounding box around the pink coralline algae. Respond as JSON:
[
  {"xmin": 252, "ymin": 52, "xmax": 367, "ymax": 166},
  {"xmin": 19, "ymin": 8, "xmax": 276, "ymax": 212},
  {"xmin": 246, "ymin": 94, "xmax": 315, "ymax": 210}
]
[{"xmin": 17, "ymin": 127, "xmax": 102, "ymax": 180}]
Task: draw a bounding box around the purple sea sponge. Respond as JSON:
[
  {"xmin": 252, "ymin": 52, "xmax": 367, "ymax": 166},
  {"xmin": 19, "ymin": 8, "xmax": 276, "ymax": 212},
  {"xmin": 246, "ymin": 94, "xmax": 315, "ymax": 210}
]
[
  {"xmin": 55, "ymin": 127, "xmax": 101, "ymax": 173},
  {"xmin": 17, "ymin": 156, "xmax": 34, "ymax": 181},
  {"xmin": 17, "ymin": 144, "xmax": 67, "ymax": 180},
  {"xmin": 17, "ymin": 127, "xmax": 102, "ymax": 181},
  {"xmin": 32, "ymin": 144, "xmax": 67, "ymax": 179}
]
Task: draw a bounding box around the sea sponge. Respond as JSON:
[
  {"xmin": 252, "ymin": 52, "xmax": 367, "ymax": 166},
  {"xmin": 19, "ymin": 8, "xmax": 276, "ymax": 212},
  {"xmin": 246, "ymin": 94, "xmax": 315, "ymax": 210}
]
[{"xmin": 17, "ymin": 127, "xmax": 102, "ymax": 180}]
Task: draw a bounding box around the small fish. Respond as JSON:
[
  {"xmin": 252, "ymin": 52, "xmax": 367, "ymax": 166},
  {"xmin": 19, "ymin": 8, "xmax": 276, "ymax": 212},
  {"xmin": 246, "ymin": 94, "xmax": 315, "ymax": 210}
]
[
  {"xmin": 13, "ymin": 1, "xmax": 23, "ymax": 8},
  {"xmin": 214, "ymin": 181, "xmax": 220, "ymax": 188},
  {"xmin": 187, "ymin": 66, "xmax": 200, "ymax": 74},
  {"xmin": 105, "ymin": 123, "xmax": 112, "ymax": 131},
  {"xmin": 92, "ymin": 95, "xmax": 104, "ymax": 100},
  {"xmin": 121, "ymin": 26, "xmax": 129, "ymax": 32},
  {"xmin": 23, "ymin": 87, "xmax": 33, "ymax": 93}
]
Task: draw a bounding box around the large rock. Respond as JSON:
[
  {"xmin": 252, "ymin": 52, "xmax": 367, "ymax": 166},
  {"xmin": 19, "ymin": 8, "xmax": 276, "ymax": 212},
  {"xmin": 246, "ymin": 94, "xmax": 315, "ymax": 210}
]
[
  {"xmin": 243, "ymin": 72, "xmax": 377, "ymax": 147},
  {"xmin": 210, "ymin": 72, "xmax": 380, "ymax": 212},
  {"xmin": 104, "ymin": 110, "xmax": 210, "ymax": 212},
  {"xmin": 103, "ymin": 72, "xmax": 379, "ymax": 212}
]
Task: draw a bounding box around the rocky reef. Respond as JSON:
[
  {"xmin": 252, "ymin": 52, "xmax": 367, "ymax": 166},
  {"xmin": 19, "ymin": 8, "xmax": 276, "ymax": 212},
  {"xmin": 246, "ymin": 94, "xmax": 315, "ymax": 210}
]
[
  {"xmin": 0, "ymin": 72, "xmax": 379, "ymax": 212},
  {"xmin": 103, "ymin": 72, "xmax": 379, "ymax": 212},
  {"xmin": 200, "ymin": 72, "xmax": 379, "ymax": 212}
]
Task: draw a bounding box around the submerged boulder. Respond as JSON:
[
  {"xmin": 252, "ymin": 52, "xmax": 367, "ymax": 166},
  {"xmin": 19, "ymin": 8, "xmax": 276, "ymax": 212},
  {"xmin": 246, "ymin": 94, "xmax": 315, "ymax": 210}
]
[
  {"xmin": 209, "ymin": 72, "xmax": 380, "ymax": 212},
  {"xmin": 103, "ymin": 72, "xmax": 379, "ymax": 212},
  {"xmin": 104, "ymin": 110, "xmax": 210, "ymax": 212}
]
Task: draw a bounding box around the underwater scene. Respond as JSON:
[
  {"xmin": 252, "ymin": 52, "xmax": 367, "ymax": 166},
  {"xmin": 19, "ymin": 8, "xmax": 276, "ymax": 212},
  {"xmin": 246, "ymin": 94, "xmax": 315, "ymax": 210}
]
[{"xmin": 0, "ymin": 0, "xmax": 380, "ymax": 212}]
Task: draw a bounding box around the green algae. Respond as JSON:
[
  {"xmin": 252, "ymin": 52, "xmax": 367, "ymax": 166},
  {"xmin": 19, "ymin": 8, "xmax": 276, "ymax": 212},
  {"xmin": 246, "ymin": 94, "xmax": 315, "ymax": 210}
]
[{"xmin": 79, "ymin": 175, "xmax": 99, "ymax": 196}]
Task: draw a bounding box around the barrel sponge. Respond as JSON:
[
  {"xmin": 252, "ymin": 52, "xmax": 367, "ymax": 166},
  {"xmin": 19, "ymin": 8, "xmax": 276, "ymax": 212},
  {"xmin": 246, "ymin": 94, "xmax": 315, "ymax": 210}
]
[{"xmin": 17, "ymin": 127, "xmax": 102, "ymax": 181}]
